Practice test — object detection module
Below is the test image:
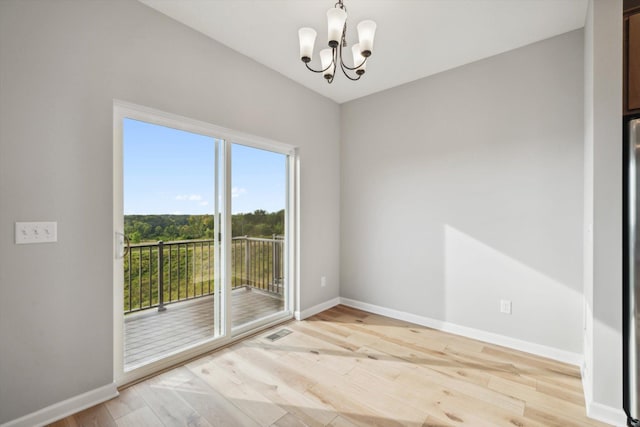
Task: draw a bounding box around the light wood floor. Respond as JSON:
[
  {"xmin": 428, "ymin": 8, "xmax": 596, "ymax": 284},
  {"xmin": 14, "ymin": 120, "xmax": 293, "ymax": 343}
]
[
  {"xmin": 49, "ymin": 305, "xmax": 610, "ymax": 427},
  {"xmin": 125, "ymin": 287, "xmax": 284, "ymax": 368}
]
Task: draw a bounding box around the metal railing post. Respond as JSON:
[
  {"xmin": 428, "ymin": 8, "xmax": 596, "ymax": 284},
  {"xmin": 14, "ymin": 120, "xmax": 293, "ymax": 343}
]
[
  {"xmin": 272, "ymin": 234, "xmax": 277, "ymax": 293},
  {"xmin": 157, "ymin": 241, "xmax": 166, "ymax": 312},
  {"xmin": 244, "ymin": 236, "xmax": 250, "ymax": 287}
]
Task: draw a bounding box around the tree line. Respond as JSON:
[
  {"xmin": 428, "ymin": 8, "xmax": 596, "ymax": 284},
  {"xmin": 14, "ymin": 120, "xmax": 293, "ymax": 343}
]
[{"xmin": 125, "ymin": 209, "xmax": 284, "ymax": 243}]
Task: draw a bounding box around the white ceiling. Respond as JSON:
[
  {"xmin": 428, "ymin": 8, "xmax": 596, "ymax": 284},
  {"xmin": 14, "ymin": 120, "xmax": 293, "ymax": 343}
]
[{"xmin": 139, "ymin": 0, "xmax": 588, "ymax": 104}]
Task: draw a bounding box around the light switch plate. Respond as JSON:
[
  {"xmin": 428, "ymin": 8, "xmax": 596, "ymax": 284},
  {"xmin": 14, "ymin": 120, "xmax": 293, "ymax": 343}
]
[
  {"xmin": 500, "ymin": 299, "xmax": 512, "ymax": 314},
  {"xmin": 15, "ymin": 221, "xmax": 57, "ymax": 244}
]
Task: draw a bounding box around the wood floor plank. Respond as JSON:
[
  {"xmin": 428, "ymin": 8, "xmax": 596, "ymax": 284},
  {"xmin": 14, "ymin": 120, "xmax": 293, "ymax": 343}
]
[
  {"xmin": 114, "ymin": 406, "xmax": 163, "ymax": 427},
  {"xmin": 487, "ymin": 374, "xmax": 606, "ymax": 426},
  {"xmin": 424, "ymin": 390, "xmax": 543, "ymax": 427},
  {"xmin": 134, "ymin": 368, "xmax": 213, "ymax": 427},
  {"xmin": 72, "ymin": 404, "xmax": 117, "ymax": 427},
  {"xmin": 210, "ymin": 345, "xmax": 337, "ymax": 426},
  {"xmin": 47, "ymin": 417, "xmax": 79, "ymax": 427},
  {"xmin": 48, "ymin": 306, "xmax": 610, "ymax": 427},
  {"xmin": 226, "ymin": 343, "xmax": 320, "ymax": 394},
  {"xmin": 345, "ymin": 365, "xmax": 440, "ymax": 418},
  {"xmin": 534, "ymin": 379, "xmax": 584, "ymax": 405},
  {"xmin": 309, "ymin": 315, "xmax": 520, "ymax": 393},
  {"xmin": 281, "ymin": 351, "xmax": 429, "ymax": 426},
  {"xmin": 351, "ymin": 338, "xmax": 525, "ymax": 415},
  {"xmin": 271, "ymin": 412, "xmax": 312, "ymax": 427},
  {"xmin": 523, "ymin": 405, "xmax": 589, "ymax": 427},
  {"xmin": 189, "ymin": 351, "xmax": 288, "ymax": 426},
  {"xmin": 304, "ymin": 382, "xmax": 413, "ymax": 427},
  {"xmin": 104, "ymin": 386, "xmax": 146, "ymax": 420},
  {"xmin": 326, "ymin": 415, "xmax": 361, "ymax": 427},
  {"xmin": 172, "ymin": 366, "xmax": 261, "ymax": 427}
]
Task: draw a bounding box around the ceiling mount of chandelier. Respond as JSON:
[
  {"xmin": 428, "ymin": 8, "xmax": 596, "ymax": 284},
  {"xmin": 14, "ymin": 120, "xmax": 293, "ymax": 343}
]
[{"xmin": 298, "ymin": 0, "xmax": 377, "ymax": 84}]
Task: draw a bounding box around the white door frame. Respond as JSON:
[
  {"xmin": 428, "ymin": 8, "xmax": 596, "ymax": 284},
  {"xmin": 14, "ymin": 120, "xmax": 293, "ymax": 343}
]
[{"xmin": 112, "ymin": 100, "xmax": 298, "ymax": 386}]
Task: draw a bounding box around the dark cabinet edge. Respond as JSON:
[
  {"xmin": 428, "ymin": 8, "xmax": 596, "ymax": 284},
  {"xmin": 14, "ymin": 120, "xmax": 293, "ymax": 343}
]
[
  {"xmin": 625, "ymin": 9, "xmax": 640, "ymax": 116},
  {"xmin": 625, "ymin": 0, "xmax": 640, "ymax": 14}
]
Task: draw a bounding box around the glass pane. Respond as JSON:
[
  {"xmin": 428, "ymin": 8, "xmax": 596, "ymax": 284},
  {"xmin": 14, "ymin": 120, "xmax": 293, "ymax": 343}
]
[
  {"xmin": 122, "ymin": 118, "xmax": 218, "ymax": 370},
  {"xmin": 231, "ymin": 143, "xmax": 287, "ymax": 328}
]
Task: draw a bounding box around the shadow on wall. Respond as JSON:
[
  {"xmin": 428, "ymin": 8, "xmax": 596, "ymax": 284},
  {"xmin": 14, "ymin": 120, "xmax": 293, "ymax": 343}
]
[{"xmin": 444, "ymin": 225, "xmax": 583, "ymax": 352}]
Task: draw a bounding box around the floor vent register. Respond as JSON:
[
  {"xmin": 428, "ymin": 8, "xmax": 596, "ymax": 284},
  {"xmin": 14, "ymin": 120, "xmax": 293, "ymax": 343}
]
[{"xmin": 265, "ymin": 329, "xmax": 292, "ymax": 341}]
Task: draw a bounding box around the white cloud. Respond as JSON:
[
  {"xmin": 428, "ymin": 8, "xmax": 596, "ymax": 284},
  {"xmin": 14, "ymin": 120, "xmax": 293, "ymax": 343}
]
[
  {"xmin": 176, "ymin": 194, "xmax": 203, "ymax": 201},
  {"xmin": 199, "ymin": 201, "xmax": 209, "ymax": 206},
  {"xmin": 232, "ymin": 187, "xmax": 247, "ymax": 198}
]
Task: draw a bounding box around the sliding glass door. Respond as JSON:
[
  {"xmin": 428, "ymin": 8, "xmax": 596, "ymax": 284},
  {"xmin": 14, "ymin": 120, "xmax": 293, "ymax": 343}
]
[
  {"xmin": 230, "ymin": 143, "xmax": 289, "ymax": 332},
  {"xmin": 120, "ymin": 118, "xmax": 221, "ymax": 371},
  {"xmin": 113, "ymin": 102, "xmax": 295, "ymax": 385}
]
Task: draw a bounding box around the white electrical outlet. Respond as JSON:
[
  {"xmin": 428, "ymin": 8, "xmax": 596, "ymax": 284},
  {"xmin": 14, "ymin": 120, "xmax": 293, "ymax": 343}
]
[
  {"xmin": 15, "ymin": 221, "xmax": 57, "ymax": 244},
  {"xmin": 500, "ymin": 299, "xmax": 512, "ymax": 314},
  {"xmin": 321, "ymin": 276, "xmax": 326, "ymax": 287}
]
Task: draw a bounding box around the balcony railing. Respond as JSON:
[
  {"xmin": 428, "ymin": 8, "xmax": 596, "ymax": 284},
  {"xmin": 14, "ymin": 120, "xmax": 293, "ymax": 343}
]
[{"xmin": 123, "ymin": 235, "xmax": 284, "ymax": 314}]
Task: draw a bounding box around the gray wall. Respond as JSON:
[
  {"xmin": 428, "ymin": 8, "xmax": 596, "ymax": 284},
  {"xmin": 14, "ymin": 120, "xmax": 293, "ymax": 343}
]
[
  {"xmin": 583, "ymin": 0, "xmax": 622, "ymax": 412},
  {"xmin": 341, "ymin": 30, "xmax": 585, "ymax": 353},
  {"xmin": 0, "ymin": 0, "xmax": 340, "ymax": 423}
]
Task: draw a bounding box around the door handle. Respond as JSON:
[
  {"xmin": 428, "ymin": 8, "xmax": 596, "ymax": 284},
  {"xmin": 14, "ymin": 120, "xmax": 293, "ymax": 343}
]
[
  {"xmin": 115, "ymin": 232, "xmax": 130, "ymax": 259},
  {"xmin": 123, "ymin": 234, "xmax": 130, "ymax": 258}
]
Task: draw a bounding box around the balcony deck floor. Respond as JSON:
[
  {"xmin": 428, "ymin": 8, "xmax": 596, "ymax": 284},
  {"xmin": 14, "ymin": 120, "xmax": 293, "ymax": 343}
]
[{"xmin": 124, "ymin": 287, "xmax": 283, "ymax": 369}]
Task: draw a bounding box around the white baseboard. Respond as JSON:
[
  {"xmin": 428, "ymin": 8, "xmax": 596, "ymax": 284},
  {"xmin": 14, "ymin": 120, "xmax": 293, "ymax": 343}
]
[
  {"xmin": 586, "ymin": 400, "xmax": 627, "ymax": 427},
  {"xmin": 339, "ymin": 297, "xmax": 584, "ymax": 366},
  {"xmin": 1, "ymin": 382, "xmax": 118, "ymax": 427},
  {"xmin": 581, "ymin": 365, "xmax": 627, "ymax": 427},
  {"xmin": 295, "ymin": 297, "xmax": 341, "ymax": 320}
]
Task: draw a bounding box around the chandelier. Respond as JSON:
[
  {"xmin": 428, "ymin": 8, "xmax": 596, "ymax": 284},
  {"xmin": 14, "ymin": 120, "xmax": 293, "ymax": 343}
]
[{"xmin": 298, "ymin": 0, "xmax": 377, "ymax": 83}]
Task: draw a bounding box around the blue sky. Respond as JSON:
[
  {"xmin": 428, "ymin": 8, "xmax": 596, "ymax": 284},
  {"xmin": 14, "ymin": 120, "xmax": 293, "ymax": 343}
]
[{"xmin": 123, "ymin": 118, "xmax": 286, "ymax": 215}]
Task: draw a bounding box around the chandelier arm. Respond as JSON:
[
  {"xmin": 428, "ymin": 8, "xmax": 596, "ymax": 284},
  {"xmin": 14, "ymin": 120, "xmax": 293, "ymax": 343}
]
[
  {"xmin": 335, "ymin": 35, "xmax": 368, "ymax": 71},
  {"xmin": 305, "ymin": 61, "xmax": 334, "ymax": 74},
  {"xmin": 337, "ymin": 42, "xmax": 361, "ymax": 81},
  {"xmin": 339, "ymin": 59, "xmax": 363, "ymax": 81},
  {"xmin": 339, "ymin": 50, "xmax": 368, "ymax": 71}
]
